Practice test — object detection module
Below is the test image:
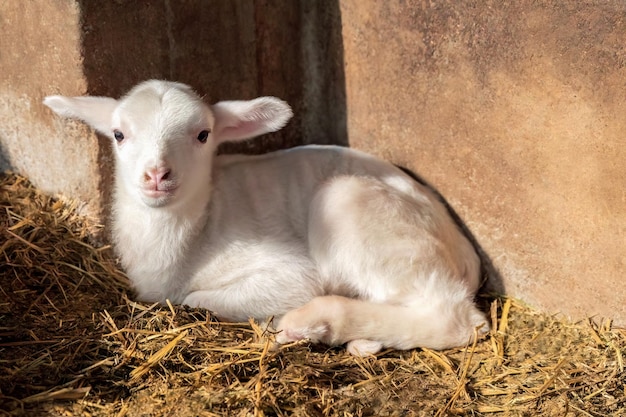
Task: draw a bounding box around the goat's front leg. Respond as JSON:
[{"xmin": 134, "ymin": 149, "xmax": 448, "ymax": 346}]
[{"xmin": 182, "ymin": 290, "xmax": 254, "ymax": 322}]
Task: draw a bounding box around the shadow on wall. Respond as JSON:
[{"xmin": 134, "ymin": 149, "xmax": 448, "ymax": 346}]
[
  {"xmin": 0, "ymin": 139, "xmax": 12, "ymax": 173},
  {"xmin": 77, "ymin": 0, "xmax": 347, "ymax": 151}
]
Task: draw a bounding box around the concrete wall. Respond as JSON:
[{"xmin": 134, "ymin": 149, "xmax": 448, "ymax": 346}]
[
  {"xmin": 340, "ymin": 0, "xmax": 626, "ymax": 325},
  {"xmin": 1, "ymin": 1, "xmax": 624, "ymax": 325},
  {"xmin": 0, "ymin": 1, "xmax": 101, "ymax": 210}
]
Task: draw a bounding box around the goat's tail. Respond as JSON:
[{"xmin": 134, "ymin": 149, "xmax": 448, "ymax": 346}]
[{"xmin": 276, "ymin": 295, "xmax": 490, "ymax": 356}]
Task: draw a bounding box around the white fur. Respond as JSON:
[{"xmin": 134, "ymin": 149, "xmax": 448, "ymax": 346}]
[{"xmin": 44, "ymin": 80, "xmax": 489, "ymax": 355}]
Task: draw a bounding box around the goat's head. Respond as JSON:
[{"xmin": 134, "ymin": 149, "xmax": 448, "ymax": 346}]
[{"xmin": 44, "ymin": 80, "xmax": 292, "ymax": 209}]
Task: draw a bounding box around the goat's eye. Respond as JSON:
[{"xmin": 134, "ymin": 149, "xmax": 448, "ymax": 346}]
[
  {"xmin": 197, "ymin": 129, "xmax": 210, "ymax": 144},
  {"xmin": 113, "ymin": 130, "xmax": 125, "ymax": 142}
]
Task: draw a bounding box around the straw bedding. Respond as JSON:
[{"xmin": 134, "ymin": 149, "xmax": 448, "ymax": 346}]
[{"xmin": 1, "ymin": 171, "xmax": 624, "ymax": 416}]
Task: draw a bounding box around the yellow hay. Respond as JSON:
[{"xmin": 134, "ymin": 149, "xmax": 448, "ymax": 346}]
[{"xmin": 1, "ymin": 172, "xmax": 625, "ymax": 416}]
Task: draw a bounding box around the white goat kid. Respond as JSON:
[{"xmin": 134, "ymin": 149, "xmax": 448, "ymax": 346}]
[{"xmin": 44, "ymin": 80, "xmax": 489, "ymax": 356}]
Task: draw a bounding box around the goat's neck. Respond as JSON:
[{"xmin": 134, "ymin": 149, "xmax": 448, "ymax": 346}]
[{"xmin": 111, "ymin": 182, "xmax": 212, "ymax": 279}]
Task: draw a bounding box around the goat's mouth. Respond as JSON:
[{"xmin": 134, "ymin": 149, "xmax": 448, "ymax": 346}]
[{"xmin": 140, "ymin": 186, "xmax": 178, "ymax": 206}]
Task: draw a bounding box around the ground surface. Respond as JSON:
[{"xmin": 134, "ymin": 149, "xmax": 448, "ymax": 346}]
[{"xmin": 1, "ymin": 172, "xmax": 625, "ymax": 416}]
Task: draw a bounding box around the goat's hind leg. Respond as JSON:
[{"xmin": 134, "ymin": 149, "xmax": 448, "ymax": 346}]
[
  {"xmin": 275, "ymin": 293, "xmax": 489, "ymax": 355},
  {"xmin": 346, "ymin": 339, "xmax": 384, "ymax": 356},
  {"xmin": 275, "ymin": 295, "xmax": 392, "ymax": 355},
  {"xmin": 291, "ymin": 175, "xmax": 488, "ymax": 353}
]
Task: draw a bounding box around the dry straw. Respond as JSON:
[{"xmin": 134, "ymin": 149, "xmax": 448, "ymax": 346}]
[{"xmin": 1, "ymin": 172, "xmax": 624, "ymax": 416}]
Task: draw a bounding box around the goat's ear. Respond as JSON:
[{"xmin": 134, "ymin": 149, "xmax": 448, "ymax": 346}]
[
  {"xmin": 210, "ymin": 97, "xmax": 293, "ymax": 144},
  {"xmin": 43, "ymin": 95, "xmax": 119, "ymax": 137}
]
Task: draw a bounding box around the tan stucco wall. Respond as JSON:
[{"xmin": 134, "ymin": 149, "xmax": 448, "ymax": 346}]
[
  {"xmin": 0, "ymin": 1, "xmax": 101, "ymax": 212},
  {"xmin": 340, "ymin": 1, "xmax": 626, "ymax": 325}
]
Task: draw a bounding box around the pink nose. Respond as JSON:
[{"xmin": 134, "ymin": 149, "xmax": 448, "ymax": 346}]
[{"xmin": 144, "ymin": 166, "xmax": 171, "ymax": 186}]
